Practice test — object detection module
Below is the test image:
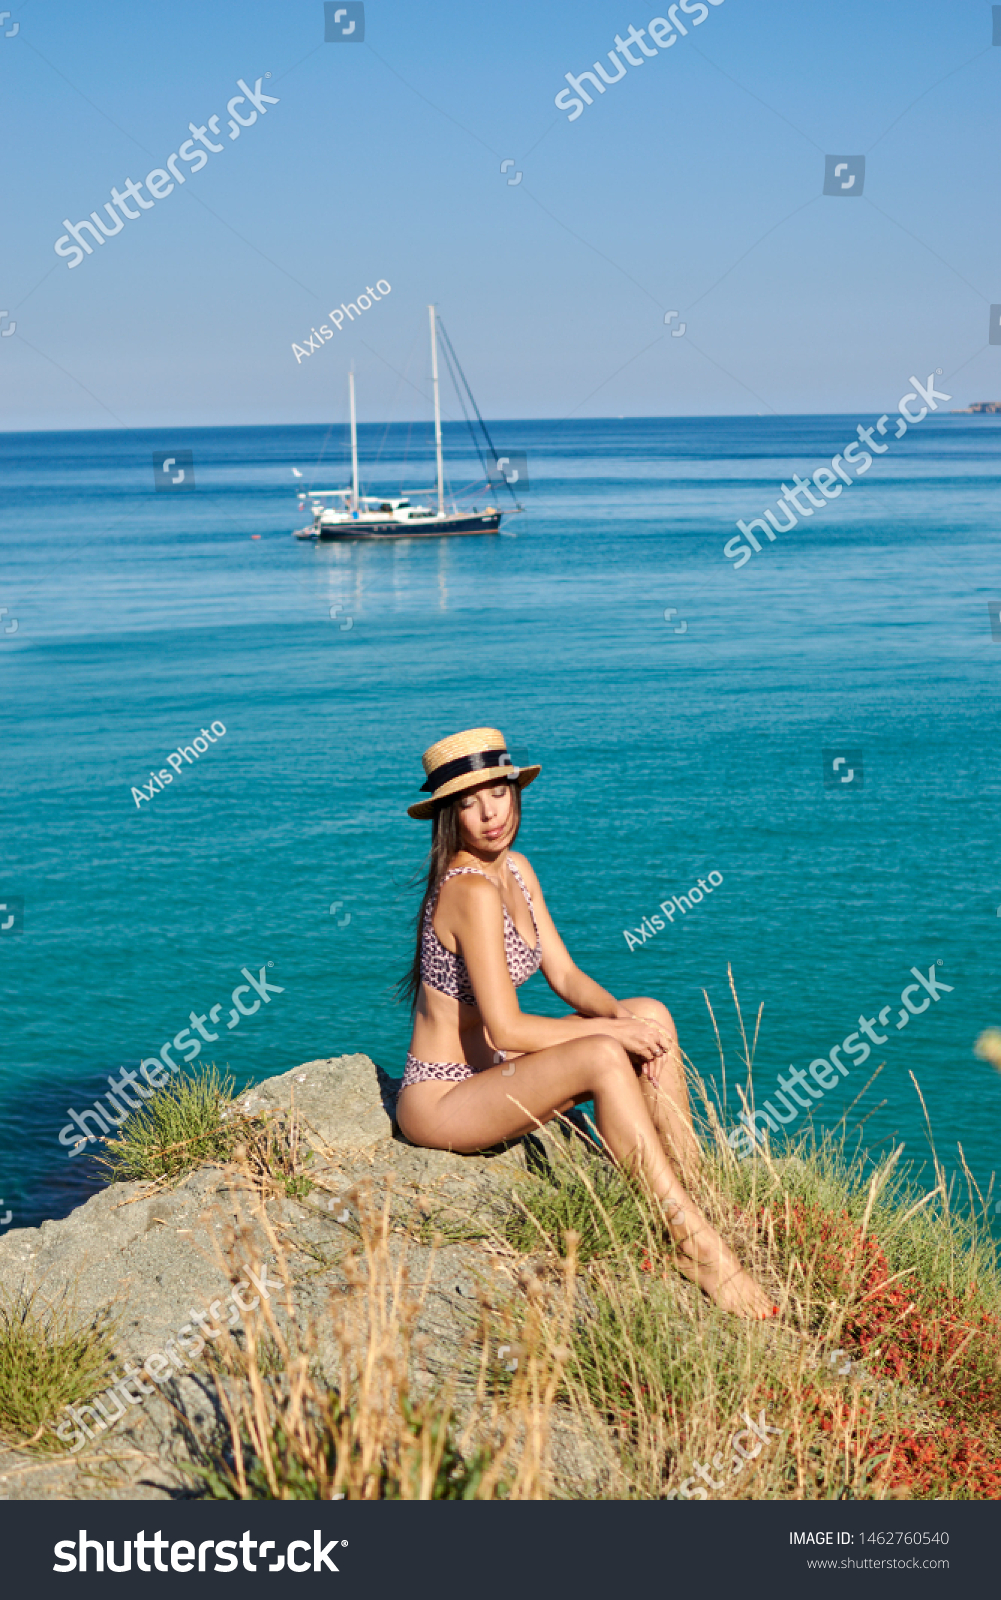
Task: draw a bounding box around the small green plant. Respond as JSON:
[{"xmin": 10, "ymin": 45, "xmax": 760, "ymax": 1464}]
[
  {"xmin": 503, "ymin": 1140, "xmax": 652, "ymax": 1264},
  {"xmin": 96, "ymin": 1067, "xmax": 315, "ymax": 1200},
  {"xmin": 0, "ymin": 1290, "xmax": 119, "ymax": 1452},
  {"xmin": 415, "ymin": 1208, "xmax": 491, "ymax": 1247},
  {"xmin": 97, "ymin": 1065, "xmax": 248, "ymax": 1185},
  {"xmin": 240, "ymin": 1104, "xmax": 314, "ymax": 1200}
]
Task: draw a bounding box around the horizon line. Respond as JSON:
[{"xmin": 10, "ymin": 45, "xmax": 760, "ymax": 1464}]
[{"xmin": 0, "ymin": 410, "xmax": 991, "ymax": 438}]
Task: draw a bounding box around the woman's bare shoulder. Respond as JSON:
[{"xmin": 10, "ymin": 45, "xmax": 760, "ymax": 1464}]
[
  {"xmin": 509, "ymin": 851, "xmax": 542, "ymax": 890},
  {"xmin": 437, "ymin": 868, "xmax": 502, "ymax": 917}
]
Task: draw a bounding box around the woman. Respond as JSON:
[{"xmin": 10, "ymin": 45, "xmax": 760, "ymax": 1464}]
[{"xmin": 396, "ymin": 727, "xmax": 775, "ymax": 1319}]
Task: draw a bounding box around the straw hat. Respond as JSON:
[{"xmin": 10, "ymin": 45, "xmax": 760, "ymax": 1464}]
[{"xmin": 407, "ymin": 727, "xmax": 541, "ymax": 819}]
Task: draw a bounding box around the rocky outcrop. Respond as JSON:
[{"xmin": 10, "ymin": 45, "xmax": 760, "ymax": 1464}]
[{"xmin": 0, "ymin": 1055, "xmax": 551, "ymax": 1501}]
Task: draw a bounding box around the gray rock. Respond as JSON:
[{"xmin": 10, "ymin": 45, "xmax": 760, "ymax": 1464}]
[
  {"xmin": 0, "ymin": 1053, "xmax": 565, "ymax": 1501},
  {"xmin": 235, "ymin": 1053, "xmax": 399, "ymax": 1152}
]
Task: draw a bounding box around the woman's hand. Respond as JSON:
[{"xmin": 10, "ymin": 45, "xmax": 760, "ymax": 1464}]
[
  {"xmin": 601, "ymin": 1014, "xmax": 674, "ymax": 1065},
  {"xmin": 614, "ymin": 1006, "xmax": 676, "ymax": 1082}
]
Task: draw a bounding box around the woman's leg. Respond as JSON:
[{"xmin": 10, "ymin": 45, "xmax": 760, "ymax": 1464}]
[
  {"xmin": 397, "ymin": 1035, "xmax": 774, "ymax": 1318},
  {"xmin": 619, "ymin": 996, "xmax": 700, "ymax": 1180}
]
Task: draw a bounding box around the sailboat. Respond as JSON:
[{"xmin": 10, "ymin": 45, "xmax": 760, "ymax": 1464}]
[{"xmin": 292, "ymin": 306, "xmax": 517, "ymax": 542}]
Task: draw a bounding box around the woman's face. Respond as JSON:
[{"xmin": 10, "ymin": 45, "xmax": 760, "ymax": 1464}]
[{"xmin": 456, "ymin": 781, "xmax": 516, "ymax": 852}]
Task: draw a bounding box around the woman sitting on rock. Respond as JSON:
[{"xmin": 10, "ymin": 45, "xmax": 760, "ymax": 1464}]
[{"xmin": 396, "ymin": 727, "xmax": 775, "ymax": 1320}]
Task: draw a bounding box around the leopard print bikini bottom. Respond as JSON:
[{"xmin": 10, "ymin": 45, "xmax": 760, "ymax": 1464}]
[{"xmin": 399, "ymin": 1049, "xmax": 514, "ymax": 1090}]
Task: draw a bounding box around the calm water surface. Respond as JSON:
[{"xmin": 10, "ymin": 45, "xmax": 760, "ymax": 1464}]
[{"xmin": 2, "ymin": 415, "xmax": 1000, "ymax": 1228}]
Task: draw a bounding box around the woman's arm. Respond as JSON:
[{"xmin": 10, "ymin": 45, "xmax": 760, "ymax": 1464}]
[
  {"xmin": 445, "ymin": 870, "xmax": 669, "ymax": 1059},
  {"xmin": 511, "ymin": 853, "xmax": 632, "ymax": 1020}
]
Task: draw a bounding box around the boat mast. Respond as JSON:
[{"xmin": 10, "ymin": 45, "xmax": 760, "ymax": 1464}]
[
  {"xmin": 349, "ymin": 368, "xmax": 360, "ymax": 514},
  {"xmin": 429, "ymin": 304, "xmax": 445, "ymax": 517}
]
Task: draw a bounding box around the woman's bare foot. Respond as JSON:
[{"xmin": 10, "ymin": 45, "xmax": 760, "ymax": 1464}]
[
  {"xmin": 678, "ymin": 1251, "xmax": 776, "ymax": 1319},
  {"xmin": 661, "ymin": 1202, "xmax": 776, "ymax": 1319}
]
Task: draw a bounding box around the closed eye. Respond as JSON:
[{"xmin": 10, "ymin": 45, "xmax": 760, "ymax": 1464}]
[{"xmin": 459, "ymin": 785, "xmax": 509, "ymax": 807}]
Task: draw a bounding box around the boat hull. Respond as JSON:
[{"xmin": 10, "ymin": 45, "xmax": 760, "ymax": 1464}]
[{"xmin": 313, "ymin": 511, "xmax": 502, "ymax": 541}]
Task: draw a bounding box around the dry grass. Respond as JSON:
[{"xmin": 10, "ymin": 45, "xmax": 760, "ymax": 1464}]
[
  {"xmin": 181, "ymin": 1176, "xmax": 578, "ymax": 1500},
  {"xmin": 172, "ymin": 1079, "xmax": 1000, "ymax": 1501},
  {"xmin": 491, "ymin": 1058, "xmax": 1001, "ymax": 1501},
  {"xmin": 41, "ymin": 997, "xmax": 1001, "ymax": 1501}
]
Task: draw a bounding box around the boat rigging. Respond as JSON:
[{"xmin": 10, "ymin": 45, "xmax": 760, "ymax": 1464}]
[{"xmin": 292, "ymin": 305, "xmax": 521, "ymax": 542}]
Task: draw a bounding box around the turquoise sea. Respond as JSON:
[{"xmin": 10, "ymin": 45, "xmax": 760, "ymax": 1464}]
[{"xmin": 2, "ymin": 414, "xmax": 1000, "ymax": 1230}]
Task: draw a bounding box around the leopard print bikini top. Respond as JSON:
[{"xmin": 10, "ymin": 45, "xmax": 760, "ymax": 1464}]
[{"xmin": 421, "ymin": 857, "xmax": 541, "ymax": 1007}]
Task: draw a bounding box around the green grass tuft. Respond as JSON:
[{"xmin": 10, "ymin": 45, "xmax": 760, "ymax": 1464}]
[
  {"xmin": 0, "ymin": 1290, "xmax": 120, "ymax": 1452},
  {"xmin": 503, "ymin": 1141, "xmax": 652, "ymax": 1264},
  {"xmin": 97, "ymin": 1065, "xmax": 248, "ymax": 1184}
]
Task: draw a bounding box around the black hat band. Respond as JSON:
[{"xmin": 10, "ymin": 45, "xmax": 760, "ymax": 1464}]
[{"xmin": 420, "ymin": 749, "xmax": 514, "ymax": 793}]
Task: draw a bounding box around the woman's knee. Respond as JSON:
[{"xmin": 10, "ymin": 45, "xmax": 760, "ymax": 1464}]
[
  {"xmin": 628, "ymin": 997, "xmax": 677, "ymax": 1035},
  {"xmin": 588, "ymin": 1034, "xmax": 635, "ymax": 1085}
]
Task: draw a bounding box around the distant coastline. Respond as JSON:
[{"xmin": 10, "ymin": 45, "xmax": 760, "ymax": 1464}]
[{"xmin": 951, "ymin": 401, "xmax": 1001, "ymax": 413}]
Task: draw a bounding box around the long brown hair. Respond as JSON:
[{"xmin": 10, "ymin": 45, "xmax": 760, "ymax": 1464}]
[{"xmin": 398, "ymin": 781, "xmax": 522, "ymax": 1011}]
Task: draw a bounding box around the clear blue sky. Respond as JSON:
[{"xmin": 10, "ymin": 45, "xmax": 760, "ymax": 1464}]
[{"xmin": 1, "ymin": 0, "xmax": 999, "ymax": 428}]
